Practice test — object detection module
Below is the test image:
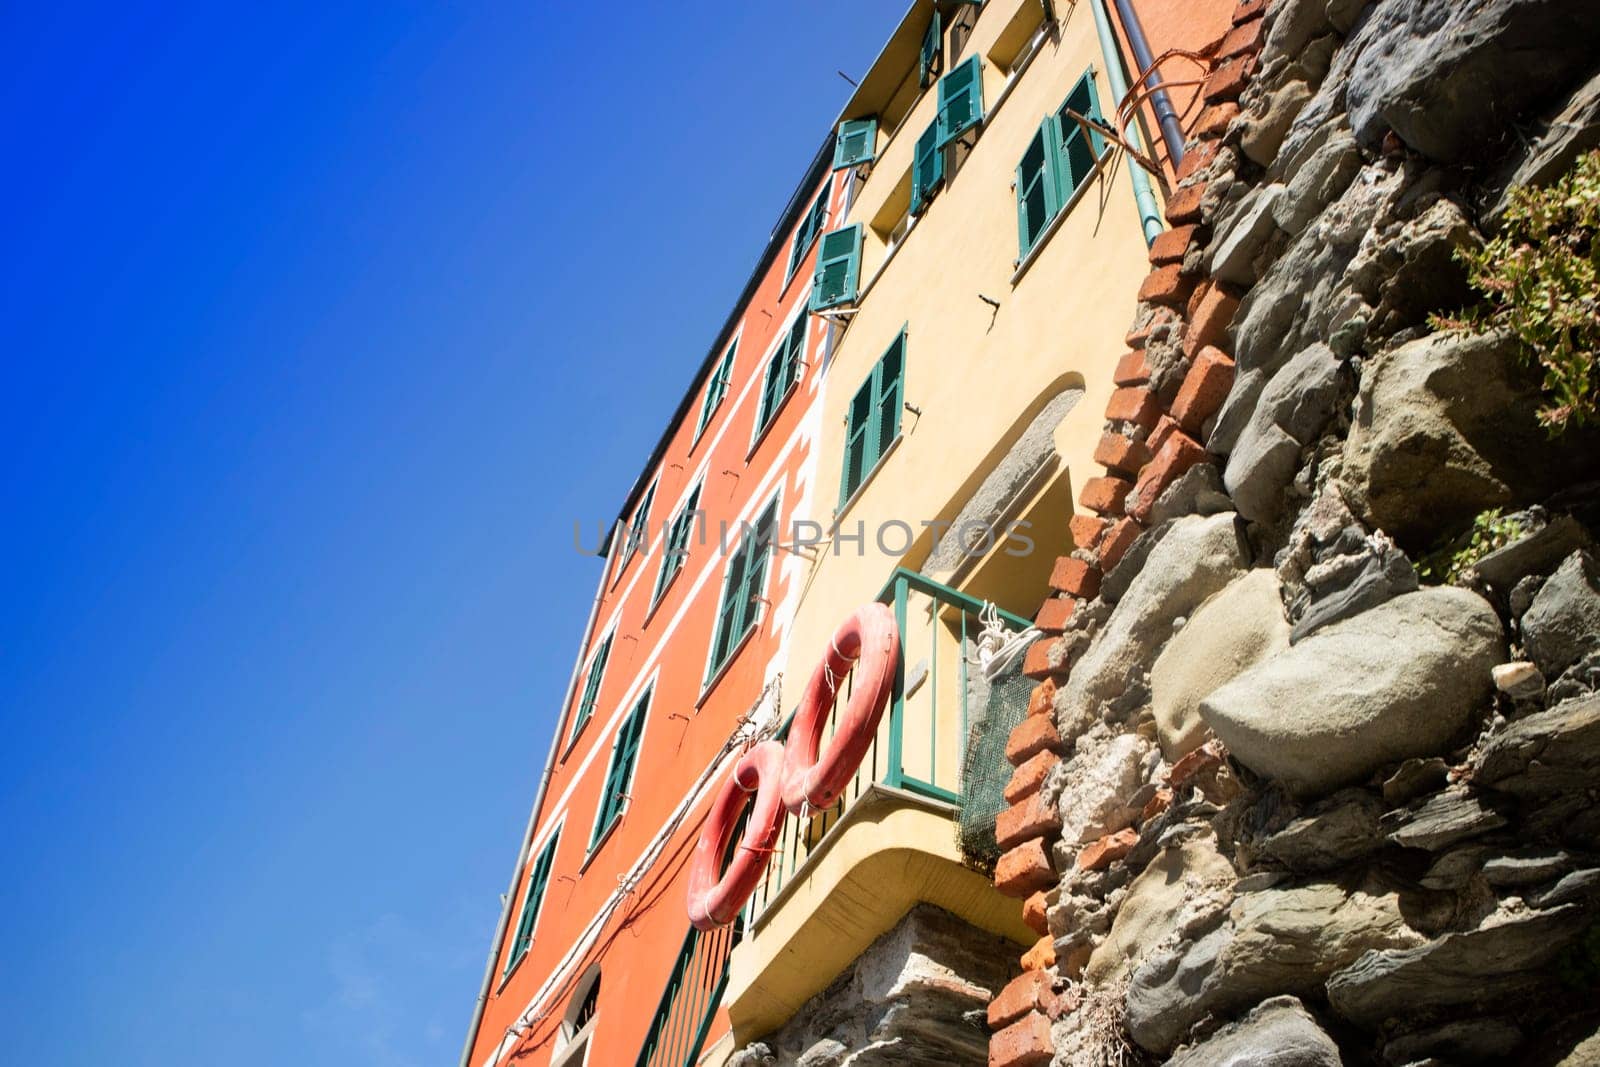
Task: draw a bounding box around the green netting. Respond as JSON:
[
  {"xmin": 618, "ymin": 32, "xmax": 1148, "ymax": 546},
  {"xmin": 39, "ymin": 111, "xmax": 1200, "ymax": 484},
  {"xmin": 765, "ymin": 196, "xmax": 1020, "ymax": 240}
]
[{"xmin": 957, "ymin": 649, "xmax": 1034, "ymax": 874}]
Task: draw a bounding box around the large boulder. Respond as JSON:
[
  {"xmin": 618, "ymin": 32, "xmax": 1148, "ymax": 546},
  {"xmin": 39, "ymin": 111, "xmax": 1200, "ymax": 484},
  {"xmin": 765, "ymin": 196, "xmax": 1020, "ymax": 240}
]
[
  {"xmin": 1151, "ymin": 569, "xmax": 1292, "ymax": 761},
  {"xmin": 1200, "ymin": 588, "xmax": 1504, "ymax": 796},
  {"xmin": 1126, "ymin": 878, "xmax": 1425, "ymax": 1052},
  {"xmin": 1523, "ymin": 551, "xmax": 1600, "ymax": 678},
  {"xmin": 1341, "ymin": 329, "xmax": 1574, "ymax": 549},
  {"xmin": 1057, "ymin": 513, "xmax": 1251, "ymax": 741},
  {"xmin": 1166, "ymin": 996, "xmax": 1342, "ymax": 1067},
  {"xmin": 1342, "ymin": 0, "xmax": 1600, "ymax": 162}
]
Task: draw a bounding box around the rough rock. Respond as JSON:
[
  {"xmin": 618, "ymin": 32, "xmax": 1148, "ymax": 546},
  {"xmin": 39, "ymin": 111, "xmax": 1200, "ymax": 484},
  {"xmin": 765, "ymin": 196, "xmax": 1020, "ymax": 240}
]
[
  {"xmin": 1224, "ymin": 342, "xmax": 1342, "ymax": 523},
  {"xmin": 1058, "ymin": 513, "xmax": 1250, "ymax": 739},
  {"xmin": 1493, "ymin": 661, "xmax": 1546, "ymax": 701},
  {"xmin": 1371, "ymin": 197, "xmax": 1479, "ymax": 334},
  {"xmin": 1265, "ymin": 0, "xmax": 1335, "ymax": 59},
  {"xmin": 1084, "ymin": 835, "xmax": 1237, "ymax": 986},
  {"xmin": 1200, "ymin": 588, "xmax": 1504, "ymax": 796},
  {"xmin": 1383, "ymin": 787, "xmax": 1508, "ymax": 851},
  {"xmin": 1384, "ymin": 1018, "xmax": 1524, "ymax": 1064},
  {"xmin": 1292, "ymin": 531, "xmax": 1419, "ymax": 641},
  {"xmin": 1151, "ymin": 569, "xmax": 1291, "ymax": 761},
  {"xmin": 1474, "ymin": 693, "xmax": 1600, "ymax": 796},
  {"xmin": 1242, "ymin": 82, "xmax": 1313, "ymax": 168},
  {"xmin": 1488, "ymin": 64, "xmax": 1600, "ymax": 225},
  {"xmin": 1126, "ymin": 878, "xmax": 1425, "ymax": 1052},
  {"xmin": 1261, "ymin": 789, "xmax": 1385, "ymax": 872},
  {"xmin": 1209, "ymin": 184, "xmax": 1287, "ymax": 285},
  {"xmin": 1327, "ymin": 902, "xmax": 1592, "ymax": 1026},
  {"xmin": 1273, "ymin": 122, "xmax": 1362, "ymax": 236},
  {"xmin": 1342, "ymin": 330, "xmax": 1565, "ymax": 548},
  {"xmin": 1522, "ymin": 551, "xmax": 1600, "ymax": 678},
  {"xmin": 1049, "ymin": 732, "xmax": 1150, "ymax": 849},
  {"xmin": 1167, "ymin": 996, "xmax": 1342, "ymax": 1067},
  {"xmin": 1100, "ymin": 519, "xmax": 1174, "ymax": 605},
  {"xmin": 1475, "ymin": 513, "xmax": 1593, "ymax": 593},
  {"xmin": 1149, "ymin": 461, "xmax": 1234, "ymax": 526}
]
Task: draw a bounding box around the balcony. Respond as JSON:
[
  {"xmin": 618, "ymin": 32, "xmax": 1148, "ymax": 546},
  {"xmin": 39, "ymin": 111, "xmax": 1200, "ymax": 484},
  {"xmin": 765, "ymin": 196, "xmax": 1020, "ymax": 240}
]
[{"xmin": 723, "ymin": 568, "xmax": 1038, "ymax": 1041}]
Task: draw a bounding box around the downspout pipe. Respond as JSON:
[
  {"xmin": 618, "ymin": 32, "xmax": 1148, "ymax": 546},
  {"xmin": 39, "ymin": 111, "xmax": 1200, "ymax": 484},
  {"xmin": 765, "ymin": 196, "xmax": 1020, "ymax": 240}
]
[
  {"xmin": 457, "ymin": 553, "xmax": 612, "ymax": 1067},
  {"xmin": 1112, "ymin": 0, "xmax": 1187, "ymax": 168},
  {"xmin": 1088, "ymin": 0, "xmax": 1165, "ymax": 245}
]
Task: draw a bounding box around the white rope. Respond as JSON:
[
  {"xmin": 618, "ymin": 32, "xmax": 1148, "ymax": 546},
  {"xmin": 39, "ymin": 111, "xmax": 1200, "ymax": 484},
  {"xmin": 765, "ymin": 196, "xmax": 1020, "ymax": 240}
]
[{"xmin": 976, "ymin": 601, "xmax": 1039, "ymax": 680}]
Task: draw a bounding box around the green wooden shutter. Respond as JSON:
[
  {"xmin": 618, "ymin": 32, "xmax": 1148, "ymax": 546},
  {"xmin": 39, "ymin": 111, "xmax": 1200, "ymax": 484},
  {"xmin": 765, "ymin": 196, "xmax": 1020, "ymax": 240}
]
[
  {"xmin": 756, "ymin": 314, "xmax": 805, "ymax": 434},
  {"xmin": 919, "ymin": 11, "xmax": 943, "ymax": 87},
  {"xmin": 1052, "ymin": 70, "xmax": 1105, "ymax": 206},
  {"xmin": 1016, "ymin": 122, "xmax": 1059, "ymax": 258},
  {"xmin": 873, "ymin": 333, "xmax": 905, "ymax": 460},
  {"xmin": 626, "ymin": 481, "xmax": 655, "ymax": 562},
  {"xmin": 809, "ymin": 224, "xmax": 863, "ymax": 311},
  {"xmin": 937, "ymin": 55, "xmax": 983, "ymax": 147},
  {"xmin": 593, "ymin": 694, "xmax": 648, "ymax": 846},
  {"xmin": 833, "ymin": 118, "xmax": 878, "ymax": 170},
  {"xmin": 506, "ymin": 831, "xmax": 560, "ymax": 972},
  {"xmin": 708, "ymin": 539, "xmax": 748, "ymax": 678},
  {"xmin": 839, "ymin": 374, "xmax": 874, "ymax": 507},
  {"xmin": 786, "ymin": 187, "xmax": 830, "ymax": 281},
  {"xmin": 571, "ymin": 633, "xmax": 612, "ymax": 742},
  {"xmin": 838, "ymin": 334, "xmax": 906, "ymax": 507},
  {"xmin": 696, "ymin": 342, "xmax": 736, "ymax": 440},
  {"xmin": 653, "ymin": 487, "xmax": 701, "ymax": 603},
  {"xmin": 738, "ymin": 500, "xmax": 777, "ymax": 637},
  {"xmin": 911, "ymin": 120, "xmax": 945, "ymax": 216}
]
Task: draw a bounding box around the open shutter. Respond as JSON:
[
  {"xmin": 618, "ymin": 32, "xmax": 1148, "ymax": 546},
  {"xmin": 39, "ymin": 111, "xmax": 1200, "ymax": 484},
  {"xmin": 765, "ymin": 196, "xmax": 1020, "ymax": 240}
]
[
  {"xmin": 809, "ymin": 224, "xmax": 863, "ymax": 311},
  {"xmin": 626, "ymin": 482, "xmax": 654, "ymax": 561},
  {"xmin": 738, "ymin": 502, "xmax": 777, "ymax": 636},
  {"xmin": 910, "ymin": 120, "xmax": 945, "ymax": 215},
  {"xmin": 840, "ymin": 375, "xmax": 875, "ymax": 507},
  {"xmin": 919, "ymin": 10, "xmax": 943, "ymax": 87},
  {"xmin": 833, "ymin": 117, "xmax": 878, "ymax": 170},
  {"xmin": 572, "ymin": 633, "xmax": 612, "ymax": 741},
  {"xmin": 1052, "ymin": 70, "xmax": 1106, "ymax": 204},
  {"xmin": 936, "ymin": 55, "xmax": 984, "ymax": 147},
  {"xmin": 709, "ymin": 541, "xmax": 748, "ymax": 676},
  {"xmin": 1016, "ymin": 122, "xmax": 1059, "ymax": 258},
  {"xmin": 873, "ymin": 333, "xmax": 905, "ymax": 461}
]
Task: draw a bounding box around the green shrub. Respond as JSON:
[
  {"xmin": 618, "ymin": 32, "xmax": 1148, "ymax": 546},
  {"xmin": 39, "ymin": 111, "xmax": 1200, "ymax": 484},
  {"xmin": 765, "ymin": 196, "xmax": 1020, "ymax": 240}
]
[
  {"xmin": 1416, "ymin": 508, "xmax": 1526, "ymax": 584},
  {"xmin": 1432, "ymin": 149, "xmax": 1600, "ymax": 431}
]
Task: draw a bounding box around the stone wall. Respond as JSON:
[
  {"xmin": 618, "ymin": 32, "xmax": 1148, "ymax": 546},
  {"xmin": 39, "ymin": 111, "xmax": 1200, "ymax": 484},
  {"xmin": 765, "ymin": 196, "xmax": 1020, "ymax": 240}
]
[{"xmin": 988, "ymin": 0, "xmax": 1600, "ymax": 1064}]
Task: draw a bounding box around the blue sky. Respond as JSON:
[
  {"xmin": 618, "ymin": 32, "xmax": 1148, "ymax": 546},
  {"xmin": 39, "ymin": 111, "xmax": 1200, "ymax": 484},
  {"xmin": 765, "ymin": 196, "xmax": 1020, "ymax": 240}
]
[{"xmin": 0, "ymin": 3, "xmax": 905, "ymax": 1064}]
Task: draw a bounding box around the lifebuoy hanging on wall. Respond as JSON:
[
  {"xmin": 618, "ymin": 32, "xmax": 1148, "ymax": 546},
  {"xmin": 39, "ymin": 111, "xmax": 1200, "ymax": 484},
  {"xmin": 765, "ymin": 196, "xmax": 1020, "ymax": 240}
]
[
  {"xmin": 685, "ymin": 603, "xmax": 902, "ymax": 929},
  {"xmin": 686, "ymin": 739, "xmax": 787, "ymax": 931},
  {"xmin": 780, "ymin": 602, "xmax": 900, "ymax": 814}
]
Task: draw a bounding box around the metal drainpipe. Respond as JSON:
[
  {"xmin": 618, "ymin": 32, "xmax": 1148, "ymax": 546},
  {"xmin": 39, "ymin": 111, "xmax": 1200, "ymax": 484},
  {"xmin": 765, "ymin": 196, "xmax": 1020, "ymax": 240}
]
[
  {"xmin": 1112, "ymin": 0, "xmax": 1187, "ymax": 168},
  {"xmin": 1088, "ymin": 0, "xmax": 1165, "ymax": 245}
]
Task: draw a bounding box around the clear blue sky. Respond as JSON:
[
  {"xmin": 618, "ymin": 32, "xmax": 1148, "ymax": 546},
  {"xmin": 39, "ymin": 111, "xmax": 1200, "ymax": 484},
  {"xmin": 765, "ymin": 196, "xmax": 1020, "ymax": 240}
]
[{"xmin": 0, "ymin": 3, "xmax": 905, "ymax": 1064}]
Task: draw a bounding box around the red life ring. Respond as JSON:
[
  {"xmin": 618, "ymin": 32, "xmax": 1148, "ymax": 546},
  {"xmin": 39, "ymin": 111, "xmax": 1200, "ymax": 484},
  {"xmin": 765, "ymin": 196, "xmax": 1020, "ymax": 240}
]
[
  {"xmin": 686, "ymin": 739, "xmax": 787, "ymax": 931},
  {"xmin": 780, "ymin": 602, "xmax": 901, "ymax": 814}
]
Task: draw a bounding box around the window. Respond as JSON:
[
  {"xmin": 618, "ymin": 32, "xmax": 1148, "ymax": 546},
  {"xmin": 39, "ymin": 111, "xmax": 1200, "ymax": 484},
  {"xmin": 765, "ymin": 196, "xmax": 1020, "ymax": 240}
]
[
  {"xmin": 505, "ymin": 830, "xmax": 560, "ymax": 975},
  {"xmin": 910, "ymin": 120, "xmax": 944, "ymax": 215},
  {"xmin": 785, "ymin": 186, "xmax": 830, "ymax": 283},
  {"xmin": 919, "ymin": 10, "xmax": 943, "ymax": 87},
  {"xmin": 695, "ymin": 341, "xmax": 737, "ymax": 442},
  {"xmin": 809, "ymin": 224, "xmax": 863, "ymax": 312},
  {"xmin": 591, "ymin": 690, "xmax": 649, "ymax": 848},
  {"xmin": 833, "ymin": 117, "xmax": 878, "ymax": 170},
  {"xmin": 755, "ymin": 314, "xmax": 806, "ymax": 438},
  {"xmin": 839, "ymin": 330, "xmax": 905, "ymax": 508},
  {"xmin": 652, "ymin": 484, "xmax": 702, "ymax": 605},
  {"xmin": 620, "ymin": 480, "xmax": 655, "ymax": 570},
  {"xmin": 569, "ymin": 632, "xmax": 612, "ymax": 746},
  {"xmin": 706, "ymin": 497, "xmax": 778, "ymax": 683},
  {"xmin": 555, "ymin": 966, "xmax": 601, "ymax": 1066},
  {"xmin": 937, "ymin": 55, "xmax": 984, "ymax": 147},
  {"xmin": 1016, "ymin": 69, "xmax": 1106, "ymax": 259}
]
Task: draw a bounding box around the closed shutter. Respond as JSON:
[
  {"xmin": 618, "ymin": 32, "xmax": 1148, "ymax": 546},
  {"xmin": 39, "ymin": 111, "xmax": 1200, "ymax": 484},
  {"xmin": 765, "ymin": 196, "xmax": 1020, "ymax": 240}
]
[
  {"xmin": 874, "ymin": 333, "xmax": 905, "ymax": 457},
  {"xmin": 840, "ymin": 375, "xmax": 875, "ymax": 507},
  {"xmin": 833, "ymin": 117, "xmax": 878, "ymax": 170},
  {"xmin": 911, "ymin": 120, "xmax": 945, "ymax": 216},
  {"xmin": 1052, "ymin": 70, "xmax": 1105, "ymax": 205},
  {"xmin": 756, "ymin": 314, "xmax": 806, "ymax": 434},
  {"xmin": 838, "ymin": 331, "xmax": 907, "ymax": 507},
  {"xmin": 809, "ymin": 224, "xmax": 863, "ymax": 311},
  {"xmin": 506, "ymin": 832, "xmax": 560, "ymax": 971},
  {"xmin": 1016, "ymin": 122, "xmax": 1059, "ymax": 257},
  {"xmin": 571, "ymin": 632, "xmax": 612, "ymax": 742},
  {"xmin": 623, "ymin": 480, "xmax": 655, "ymax": 565},
  {"xmin": 937, "ymin": 55, "xmax": 983, "ymax": 147},
  {"xmin": 696, "ymin": 341, "xmax": 736, "ymax": 440},
  {"xmin": 919, "ymin": 10, "xmax": 943, "ymax": 87},
  {"xmin": 786, "ymin": 186, "xmax": 830, "ymax": 282},
  {"xmin": 593, "ymin": 694, "xmax": 649, "ymax": 845},
  {"xmin": 708, "ymin": 541, "xmax": 748, "ymax": 676},
  {"xmin": 653, "ymin": 486, "xmax": 701, "ymax": 603},
  {"xmin": 738, "ymin": 501, "xmax": 777, "ymax": 636}
]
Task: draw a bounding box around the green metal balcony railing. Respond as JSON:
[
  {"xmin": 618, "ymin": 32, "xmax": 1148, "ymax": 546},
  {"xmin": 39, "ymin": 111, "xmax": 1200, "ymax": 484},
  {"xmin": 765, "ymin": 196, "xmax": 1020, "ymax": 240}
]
[
  {"xmin": 634, "ymin": 915, "xmax": 743, "ymax": 1067},
  {"xmin": 743, "ymin": 568, "xmax": 1030, "ymax": 925}
]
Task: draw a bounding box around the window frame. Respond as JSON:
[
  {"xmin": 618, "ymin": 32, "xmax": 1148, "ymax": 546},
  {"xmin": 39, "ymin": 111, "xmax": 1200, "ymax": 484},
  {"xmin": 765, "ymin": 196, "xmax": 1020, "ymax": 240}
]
[
  {"xmin": 784, "ymin": 185, "xmax": 832, "ymax": 287},
  {"xmin": 502, "ymin": 824, "xmax": 563, "ymax": 981},
  {"xmin": 564, "ymin": 627, "xmax": 615, "ymax": 755},
  {"xmin": 751, "ymin": 309, "xmax": 808, "ymax": 449},
  {"xmin": 1013, "ymin": 68, "xmax": 1110, "ymax": 269},
  {"xmin": 703, "ymin": 494, "xmax": 781, "ymax": 690},
  {"xmin": 650, "ymin": 482, "xmax": 703, "ymax": 611},
  {"xmin": 837, "ymin": 328, "xmax": 907, "ymax": 511},
  {"xmin": 694, "ymin": 337, "xmax": 739, "ymax": 445},
  {"xmin": 588, "ymin": 687, "xmax": 651, "ymax": 853}
]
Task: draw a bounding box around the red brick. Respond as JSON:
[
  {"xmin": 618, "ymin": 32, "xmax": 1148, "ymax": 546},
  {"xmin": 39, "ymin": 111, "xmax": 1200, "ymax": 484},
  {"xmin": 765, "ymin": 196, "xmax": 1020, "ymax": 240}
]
[
  {"xmin": 994, "ymin": 839, "xmax": 1056, "ymax": 897},
  {"xmin": 1069, "ymin": 512, "xmax": 1108, "ymax": 552},
  {"xmin": 1098, "ymin": 516, "xmax": 1143, "ymax": 573},
  {"xmin": 1148, "ymin": 223, "xmax": 1198, "ymax": 265},
  {"xmin": 1233, "ymin": 0, "xmax": 1266, "ymax": 25},
  {"xmin": 1113, "ymin": 349, "xmax": 1150, "ymax": 386},
  {"xmin": 1137, "ymin": 264, "xmax": 1194, "ymax": 307},
  {"xmin": 1203, "ymin": 56, "xmax": 1255, "ymax": 104},
  {"xmin": 1165, "ymin": 181, "xmax": 1207, "ymax": 225},
  {"xmin": 1129, "ymin": 428, "xmax": 1210, "ymax": 523},
  {"xmin": 1080, "ymin": 474, "xmax": 1134, "ymax": 518},
  {"xmin": 1105, "ymin": 386, "xmax": 1162, "ymax": 431},
  {"xmin": 1169, "ymin": 741, "xmax": 1226, "ymax": 789},
  {"xmin": 1034, "ymin": 596, "xmax": 1076, "ymax": 634},
  {"xmin": 1193, "ymin": 101, "xmax": 1240, "ymax": 141},
  {"xmin": 1026, "ymin": 677, "xmax": 1057, "ymax": 716},
  {"xmin": 1021, "ymin": 935, "xmax": 1056, "ymax": 972},
  {"xmin": 1183, "ymin": 282, "xmax": 1242, "ymax": 358},
  {"xmin": 1146, "ymin": 414, "xmax": 1182, "ymax": 456},
  {"xmin": 989, "ymin": 971, "xmax": 1055, "ymax": 1030},
  {"xmin": 989, "ymin": 1010, "xmax": 1054, "ymax": 1067},
  {"xmin": 1093, "ymin": 431, "xmax": 1153, "ymax": 475},
  {"xmin": 1050, "ymin": 556, "xmax": 1102, "ymax": 599},
  {"xmin": 1007, "ymin": 715, "xmax": 1065, "ymax": 766},
  {"xmin": 1219, "ymin": 14, "xmax": 1264, "ymax": 59},
  {"xmin": 1175, "ymin": 139, "xmax": 1218, "ymax": 184},
  {"xmin": 1076, "ymin": 828, "xmax": 1139, "ymax": 871},
  {"xmin": 996, "ymin": 791, "xmax": 1063, "ymax": 851},
  {"xmin": 1004, "ymin": 749, "xmax": 1061, "ymax": 805},
  {"xmin": 1021, "ymin": 637, "xmax": 1063, "ymax": 681},
  {"xmin": 1023, "ymin": 889, "xmax": 1051, "ymax": 936},
  {"xmin": 1141, "ymin": 787, "xmax": 1174, "ymax": 823},
  {"xmin": 1171, "ymin": 345, "xmax": 1237, "ymax": 433}
]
